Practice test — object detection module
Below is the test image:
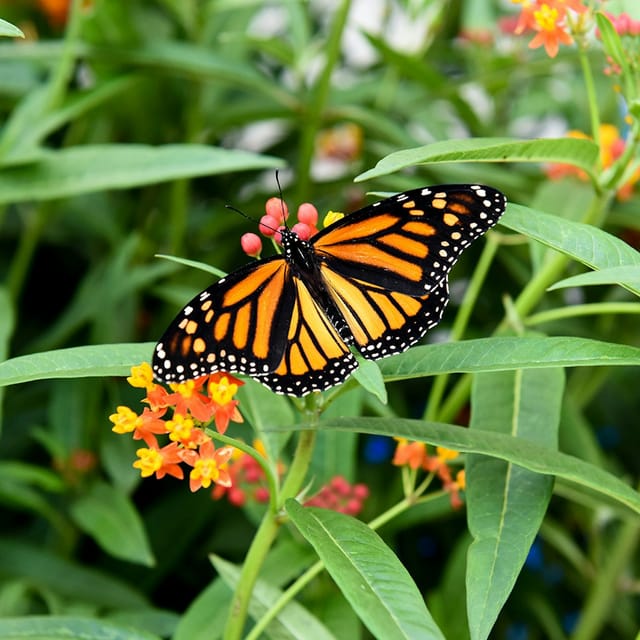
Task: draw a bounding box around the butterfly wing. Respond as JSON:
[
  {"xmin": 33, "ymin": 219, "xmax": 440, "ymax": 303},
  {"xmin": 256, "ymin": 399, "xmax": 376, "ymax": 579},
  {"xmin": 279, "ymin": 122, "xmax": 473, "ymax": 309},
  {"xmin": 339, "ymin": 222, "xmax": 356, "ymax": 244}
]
[
  {"xmin": 253, "ymin": 274, "xmax": 357, "ymax": 395},
  {"xmin": 152, "ymin": 256, "xmax": 356, "ymax": 395},
  {"xmin": 312, "ymin": 184, "xmax": 505, "ymax": 358}
]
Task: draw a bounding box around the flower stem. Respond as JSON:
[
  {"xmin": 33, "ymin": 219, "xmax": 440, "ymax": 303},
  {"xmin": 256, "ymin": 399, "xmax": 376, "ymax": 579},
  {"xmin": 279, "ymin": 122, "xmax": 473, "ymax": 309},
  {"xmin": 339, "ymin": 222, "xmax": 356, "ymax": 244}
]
[
  {"xmin": 223, "ymin": 427, "xmax": 317, "ymax": 640},
  {"xmin": 294, "ymin": 0, "xmax": 351, "ymax": 201},
  {"xmin": 425, "ymin": 233, "xmax": 499, "ymax": 421}
]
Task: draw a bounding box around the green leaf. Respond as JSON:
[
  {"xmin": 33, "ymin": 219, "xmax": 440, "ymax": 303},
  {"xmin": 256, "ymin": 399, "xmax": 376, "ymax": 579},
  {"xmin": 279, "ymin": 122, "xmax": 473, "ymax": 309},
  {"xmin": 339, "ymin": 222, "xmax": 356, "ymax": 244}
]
[
  {"xmin": 0, "ymin": 19, "xmax": 24, "ymax": 38},
  {"xmin": 0, "ymin": 616, "xmax": 161, "ymax": 639},
  {"xmin": 0, "ymin": 285, "xmax": 15, "ymax": 431},
  {"xmin": 174, "ymin": 579, "xmax": 230, "ymax": 640},
  {"xmin": 0, "ymin": 144, "xmax": 284, "ymax": 203},
  {"xmin": 377, "ymin": 336, "xmax": 640, "ymax": 383},
  {"xmin": 180, "ymin": 540, "xmax": 316, "ymax": 640},
  {"xmin": 155, "ymin": 254, "xmax": 227, "ymax": 278},
  {"xmin": 212, "ymin": 555, "xmax": 337, "ymax": 640},
  {"xmin": 307, "ymin": 417, "xmax": 640, "ymax": 517},
  {"xmin": 501, "ymin": 204, "xmax": 640, "ymax": 273},
  {"xmin": 3, "ymin": 336, "xmax": 639, "ymax": 390},
  {"xmin": 595, "ymin": 13, "xmax": 632, "ymax": 84},
  {"xmin": 286, "ymin": 500, "xmax": 445, "ymax": 640},
  {"xmin": 0, "ymin": 539, "xmax": 149, "ymax": 609},
  {"xmin": 69, "ymin": 481, "xmax": 155, "ymax": 567},
  {"xmin": 548, "ymin": 265, "xmax": 640, "ymax": 295},
  {"xmin": 355, "ymin": 138, "xmax": 599, "ymax": 182},
  {"xmin": 466, "ymin": 368, "xmax": 564, "ymax": 640},
  {"xmin": 352, "ymin": 357, "xmax": 387, "ymax": 404},
  {"xmin": 0, "ymin": 343, "xmax": 154, "ymax": 386}
]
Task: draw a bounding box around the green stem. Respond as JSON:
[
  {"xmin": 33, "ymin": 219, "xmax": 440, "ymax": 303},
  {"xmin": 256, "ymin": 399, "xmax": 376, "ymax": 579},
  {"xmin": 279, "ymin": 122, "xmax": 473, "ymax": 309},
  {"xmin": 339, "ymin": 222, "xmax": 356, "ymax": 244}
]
[
  {"xmin": 6, "ymin": 205, "xmax": 48, "ymax": 301},
  {"xmin": 438, "ymin": 190, "xmax": 613, "ymax": 423},
  {"xmin": 526, "ymin": 302, "xmax": 640, "ymax": 326},
  {"xmin": 294, "ymin": 0, "xmax": 351, "ymax": 201},
  {"xmin": 425, "ymin": 234, "xmax": 499, "ymax": 421},
  {"xmin": 223, "ymin": 427, "xmax": 318, "ymax": 640},
  {"xmin": 208, "ymin": 431, "xmax": 280, "ymax": 509},
  {"xmin": 222, "ymin": 506, "xmax": 281, "ymax": 640},
  {"xmin": 578, "ymin": 45, "xmax": 601, "ymax": 150},
  {"xmin": 571, "ymin": 518, "xmax": 640, "ymax": 640}
]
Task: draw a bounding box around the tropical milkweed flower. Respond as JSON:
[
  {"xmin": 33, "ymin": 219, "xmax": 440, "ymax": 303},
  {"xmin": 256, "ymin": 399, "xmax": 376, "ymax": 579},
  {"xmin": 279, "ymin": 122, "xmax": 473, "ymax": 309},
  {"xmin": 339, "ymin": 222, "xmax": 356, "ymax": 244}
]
[
  {"xmin": 110, "ymin": 363, "xmax": 244, "ymax": 492},
  {"xmin": 546, "ymin": 124, "xmax": 640, "ymax": 200},
  {"xmin": 510, "ymin": 0, "xmax": 589, "ymax": 58},
  {"xmin": 393, "ymin": 440, "xmax": 466, "ymax": 509}
]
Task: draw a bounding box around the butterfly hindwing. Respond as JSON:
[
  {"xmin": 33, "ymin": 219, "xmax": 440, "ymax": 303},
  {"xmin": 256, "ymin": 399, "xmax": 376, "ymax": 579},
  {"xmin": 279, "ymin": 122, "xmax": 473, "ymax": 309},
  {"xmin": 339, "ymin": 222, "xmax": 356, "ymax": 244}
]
[{"xmin": 253, "ymin": 274, "xmax": 357, "ymax": 395}]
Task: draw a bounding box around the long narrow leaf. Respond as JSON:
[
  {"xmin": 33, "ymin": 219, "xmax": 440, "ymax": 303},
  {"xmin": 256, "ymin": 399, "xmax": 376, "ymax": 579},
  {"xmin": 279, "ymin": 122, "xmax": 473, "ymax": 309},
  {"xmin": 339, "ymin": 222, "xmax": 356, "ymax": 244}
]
[
  {"xmin": 69, "ymin": 482, "xmax": 155, "ymax": 567},
  {"xmin": 548, "ymin": 265, "xmax": 640, "ymax": 295},
  {"xmin": 466, "ymin": 368, "xmax": 564, "ymax": 640},
  {"xmin": 2, "ymin": 336, "xmax": 639, "ymax": 388},
  {"xmin": 0, "ymin": 617, "xmax": 160, "ymax": 640},
  {"xmin": 355, "ymin": 138, "xmax": 598, "ymax": 182},
  {"xmin": 286, "ymin": 500, "xmax": 445, "ymax": 640},
  {"xmin": 312, "ymin": 417, "xmax": 640, "ymax": 517},
  {"xmin": 212, "ymin": 555, "xmax": 336, "ymax": 640},
  {"xmin": 0, "ymin": 144, "xmax": 284, "ymax": 203}
]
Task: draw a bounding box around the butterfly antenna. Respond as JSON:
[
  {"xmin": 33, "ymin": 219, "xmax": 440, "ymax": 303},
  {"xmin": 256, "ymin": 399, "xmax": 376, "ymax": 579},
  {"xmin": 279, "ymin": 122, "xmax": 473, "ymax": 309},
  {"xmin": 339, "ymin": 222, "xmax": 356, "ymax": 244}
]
[
  {"xmin": 225, "ymin": 204, "xmax": 255, "ymax": 224},
  {"xmin": 274, "ymin": 170, "xmax": 289, "ymax": 229}
]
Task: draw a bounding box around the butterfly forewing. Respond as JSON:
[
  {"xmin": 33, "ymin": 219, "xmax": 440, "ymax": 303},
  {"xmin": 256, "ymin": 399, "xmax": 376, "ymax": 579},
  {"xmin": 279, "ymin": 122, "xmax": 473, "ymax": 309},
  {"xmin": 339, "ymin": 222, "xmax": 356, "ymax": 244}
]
[
  {"xmin": 311, "ymin": 184, "xmax": 505, "ymax": 360},
  {"xmin": 153, "ymin": 257, "xmax": 294, "ymax": 383},
  {"xmin": 312, "ymin": 184, "xmax": 505, "ymax": 296}
]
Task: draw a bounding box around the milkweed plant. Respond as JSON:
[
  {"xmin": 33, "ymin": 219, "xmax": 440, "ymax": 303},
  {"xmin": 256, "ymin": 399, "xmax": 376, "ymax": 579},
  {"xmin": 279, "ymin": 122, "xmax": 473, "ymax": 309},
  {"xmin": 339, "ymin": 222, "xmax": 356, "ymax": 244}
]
[{"xmin": 0, "ymin": 2, "xmax": 639, "ymax": 640}]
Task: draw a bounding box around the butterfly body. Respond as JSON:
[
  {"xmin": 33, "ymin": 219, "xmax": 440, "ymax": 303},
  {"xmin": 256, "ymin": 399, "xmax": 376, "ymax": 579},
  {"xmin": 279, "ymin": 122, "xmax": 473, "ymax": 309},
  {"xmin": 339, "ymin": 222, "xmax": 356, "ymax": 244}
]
[{"xmin": 153, "ymin": 184, "xmax": 506, "ymax": 396}]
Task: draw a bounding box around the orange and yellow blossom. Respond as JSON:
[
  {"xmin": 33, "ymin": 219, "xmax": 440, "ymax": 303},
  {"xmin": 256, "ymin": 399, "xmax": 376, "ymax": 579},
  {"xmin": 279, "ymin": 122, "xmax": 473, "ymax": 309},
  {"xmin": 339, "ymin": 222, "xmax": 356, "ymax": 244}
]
[
  {"xmin": 181, "ymin": 440, "xmax": 234, "ymax": 492},
  {"xmin": 208, "ymin": 373, "xmax": 244, "ymax": 434},
  {"xmin": 392, "ymin": 439, "xmax": 429, "ymax": 470},
  {"xmin": 165, "ymin": 413, "xmax": 209, "ymax": 449},
  {"xmin": 109, "ymin": 406, "xmax": 168, "ymax": 447},
  {"xmin": 511, "ymin": 0, "xmax": 588, "ymax": 57},
  {"xmin": 528, "ymin": 4, "xmax": 574, "ymax": 57},
  {"xmin": 133, "ymin": 441, "xmax": 184, "ymax": 480},
  {"xmin": 127, "ymin": 362, "xmax": 157, "ymax": 391},
  {"xmin": 167, "ymin": 377, "xmax": 216, "ymax": 422},
  {"xmin": 547, "ymin": 124, "xmax": 640, "ymax": 200}
]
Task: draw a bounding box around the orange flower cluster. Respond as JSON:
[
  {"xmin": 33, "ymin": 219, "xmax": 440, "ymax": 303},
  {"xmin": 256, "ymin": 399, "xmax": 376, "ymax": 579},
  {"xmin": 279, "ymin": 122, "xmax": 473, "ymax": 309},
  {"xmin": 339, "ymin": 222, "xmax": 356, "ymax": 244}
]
[
  {"xmin": 512, "ymin": 0, "xmax": 588, "ymax": 57},
  {"xmin": 546, "ymin": 124, "xmax": 640, "ymax": 200},
  {"xmin": 393, "ymin": 440, "xmax": 466, "ymax": 509},
  {"xmin": 110, "ymin": 363, "xmax": 243, "ymax": 492}
]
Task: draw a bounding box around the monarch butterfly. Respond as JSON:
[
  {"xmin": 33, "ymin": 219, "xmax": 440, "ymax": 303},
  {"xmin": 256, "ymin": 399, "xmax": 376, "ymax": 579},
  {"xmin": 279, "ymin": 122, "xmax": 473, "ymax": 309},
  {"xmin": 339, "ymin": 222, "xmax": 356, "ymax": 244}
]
[{"xmin": 153, "ymin": 184, "xmax": 506, "ymax": 396}]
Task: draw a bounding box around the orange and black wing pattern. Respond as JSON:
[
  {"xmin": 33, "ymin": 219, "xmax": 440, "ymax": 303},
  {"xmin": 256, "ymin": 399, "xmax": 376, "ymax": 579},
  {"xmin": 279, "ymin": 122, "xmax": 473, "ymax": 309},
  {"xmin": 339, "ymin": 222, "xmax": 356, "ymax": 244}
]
[
  {"xmin": 153, "ymin": 184, "xmax": 506, "ymax": 395},
  {"xmin": 311, "ymin": 184, "xmax": 505, "ymax": 360},
  {"xmin": 153, "ymin": 256, "xmax": 357, "ymax": 395}
]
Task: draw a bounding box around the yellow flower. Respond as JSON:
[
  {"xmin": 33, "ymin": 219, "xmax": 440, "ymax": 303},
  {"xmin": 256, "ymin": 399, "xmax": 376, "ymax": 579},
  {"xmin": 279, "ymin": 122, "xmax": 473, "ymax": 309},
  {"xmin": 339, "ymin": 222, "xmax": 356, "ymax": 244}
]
[
  {"xmin": 323, "ymin": 211, "xmax": 345, "ymax": 228},
  {"xmin": 209, "ymin": 375, "xmax": 238, "ymax": 405},
  {"xmin": 165, "ymin": 413, "xmax": 195, "ymax": 444},
  {"xmin": 436, "ymin": 446, "xmax": 460, "ymax": 462},
  {"xmin": 109, "ymin": 406, "xmax": 139, "ymax": 434},
  {"xmin": 133, "ymin": 448, "xmax": 163, "ymax": 477},
  {"xmin": 127, "ymin": 362, "xmax": 156, "ymax": 391}
]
